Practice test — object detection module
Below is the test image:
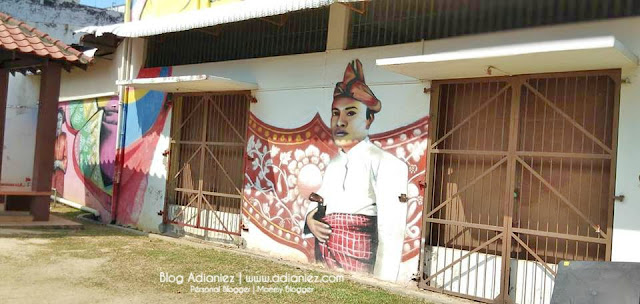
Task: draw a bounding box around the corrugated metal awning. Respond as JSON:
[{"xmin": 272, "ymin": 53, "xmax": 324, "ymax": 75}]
[
  {"xmin": 377, "ymin": 36, "xmax": 639, "ymax": 80},
  {"xmin": 76, "ymin": 0, "xmax": 362, "ymax": 38},
  {"xmin": 116, "ymin": 75, "xmax": 258, "ymax": 93}
]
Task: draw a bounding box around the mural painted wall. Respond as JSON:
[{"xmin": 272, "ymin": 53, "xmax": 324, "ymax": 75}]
[
  {"xmin": 54, "ymin": 96, "xmax": 118, "ymax": 218},
  {"xmin": 115, "ymin": 67, "xmax": 172, "ymax": 228},
  {"xmin": 58, "ymin": 44, "xmax": 428, "ymax": 281},
  {"xmin": 243, "ymin": 59, "xmax": 428, "ymax": 282},
  {"xmin": 55, "ymin": 67, "xmax": 172, "ymax": 226}
]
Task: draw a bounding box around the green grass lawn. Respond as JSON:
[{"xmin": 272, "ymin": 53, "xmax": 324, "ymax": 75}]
[{"xmin": 0, "ymin": 206, "xmax": 431, "ymax": 304}]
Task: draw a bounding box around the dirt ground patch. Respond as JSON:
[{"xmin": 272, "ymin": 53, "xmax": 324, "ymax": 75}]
[{"xmin": 0, "ymin": 207, "xmax": 432, "ymax": 304}]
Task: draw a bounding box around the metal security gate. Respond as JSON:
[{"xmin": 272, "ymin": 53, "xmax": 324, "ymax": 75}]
[
  {"xmin": 419, "ymin": 70, "xmax": 620, "ymax": 304},
  {"xmin": 164, "ymin": 93, "xmax": 250, "ymax": 238}
]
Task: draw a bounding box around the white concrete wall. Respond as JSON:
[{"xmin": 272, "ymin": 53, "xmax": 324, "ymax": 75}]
[
  {"xmin": 172, "ymin": 42, "xmax": 429, "ymax": 133},
  {"xmin": 136, "ymin": 110, "xmax": 172, "ymax": 232},
  {"xmin": 613, "ymin": 57, "xmax": 640, "ymax": 262},
  {"xmin": 59, "ymin": 36, "xmax": 149, "ymax": 101},
  {"xmin": 426, "ymin": 246, "xmax": 557, "ymax": 304},
  {"xmin": 59, "ymin": 55, "xmax": 121, "ymax": 101},
  {"xmin": 424, "ymin": 246, "xmax": 502, "ymax": 301},
  {"xmin": 1, "ymin": 74, "xmax": 39, "ymax": 188}
]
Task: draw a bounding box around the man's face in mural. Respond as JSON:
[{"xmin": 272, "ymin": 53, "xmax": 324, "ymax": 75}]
[{"xmin": 331, "ymin": 96, "xmax": 374, "ymax": 151}]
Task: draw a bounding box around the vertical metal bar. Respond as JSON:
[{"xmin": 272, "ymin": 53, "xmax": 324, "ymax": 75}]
[
  {"xmin": 443, "ymin": 83, "xmax": 460, "ymax": 293},
  {"xmin": 481, "ymin": 82, "xmax": 493, "ymax": 299},
  {"xmin": 606, "ymin": 72, "xmax": 621, "ymax": 260},
  {"xmin": 435, "ymin": 0, "xmax": 444, "ymax": 39},
  {"xmin": 411, "ymin": 0, "xmax": 419, "ymax": 42},
  {"xmin": 556, "ymin": 77, "xmax": 568, "ymax": 264},
  {"xmin": 424, "ymin": 0, "xmax": 432, "ymax": 40},
  {"xmin": 520, "ymin": 78, "xmax": 532, "ymax": 304},
  {"xmin": 196, "ymin": 98, "xmax": 209, "ymax": 228},
  {"xmin": 454, "ymin": 83, "xmax": 469, "ymax": 294},
  {"xmin": 403, "ymin": 0, "xmax": 410, "ymax": 43},
  {"xmin": 467, "ymin": 82, "xmax": 479, "ymax": 296},
  {"xmin": 586, "ymin": 76, "xmax": 599, "ymax": 260},
  {"xmin": 597, "ymin": 77, "xmax": 609, "ymax": 260},
  {"xmin": 483, "ymin": 82, "xmax": 495, "ymax": 299},
  {"xmin": 574, "ymin": 76, "xmax": 588, "ymax": 258},
  {"xmin": 499, "ymin": 77, "xmax": 521, "ymax": 303},
  {"xmin": 418, "ymin": 83, "xmax": 440, "ymax": 284},
  {"xmin": 391, "ymin": 0, "xmax": 399, "ymax": 44},
  {"xmin": 625, "ymin": 0, "xmax": 634, "ymax": 16},
  {"xmin": 435, "ymin": 84, "xmax": 454, "ymax": 289}
]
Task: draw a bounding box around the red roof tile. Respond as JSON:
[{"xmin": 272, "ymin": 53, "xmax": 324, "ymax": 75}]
[{"xmin": 0, "ymin": 12, "xmax": 92, "ymax": 65}]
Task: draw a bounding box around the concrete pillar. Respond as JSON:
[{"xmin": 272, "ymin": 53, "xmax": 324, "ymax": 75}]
[
  {"xmin": 326, "ymin": 3, "xmax": 351, "ymax": 51},
  {"xmin": 31, "ymin": 62, "xmax": 62, "ymax": 221}
]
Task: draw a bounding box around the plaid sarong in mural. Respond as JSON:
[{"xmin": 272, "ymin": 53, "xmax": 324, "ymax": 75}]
[{"xmin": 317, "ymin": 213, "xmax": 377, "ymax": 273}]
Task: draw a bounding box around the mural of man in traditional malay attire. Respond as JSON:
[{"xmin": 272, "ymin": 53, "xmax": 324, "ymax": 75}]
[
  {"xmin": 303, "ymin": 59, "xmax": 409, "ymax": 281},
  {"xmin": 52, "ymin": 108, "xmax": 68, "ymax": 195}
]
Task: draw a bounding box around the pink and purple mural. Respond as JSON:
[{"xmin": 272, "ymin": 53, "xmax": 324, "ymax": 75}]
[
  {"xmin": 56, "ymin": 67, "xmax": 172, "ymax": 224},
  {"xmin": 55, "ymin": 96, "xmax": 119, "ymax": 217}
]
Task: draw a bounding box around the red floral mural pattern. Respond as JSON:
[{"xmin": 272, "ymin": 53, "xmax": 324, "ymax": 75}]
[{"xmin": 243, "ymin": 113, "xmax": 429, "ymax": 262}]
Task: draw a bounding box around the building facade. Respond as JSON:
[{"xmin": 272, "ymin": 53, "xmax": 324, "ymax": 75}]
[{"xmin": 58, "ymin": 1, "xmax": 640, "ymax": 303}]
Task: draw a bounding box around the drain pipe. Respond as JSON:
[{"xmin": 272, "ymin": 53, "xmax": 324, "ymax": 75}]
[
  {"xmin": 50, "ymin": 195, "xmax": 100, "ymax": 218},
  {"xmin": 111, "ymin": 38, "xmax": 132, "ymax": 224},
  {"xmin": 111, "ymin": 0, "xmax": 134, "ymax": 224}
]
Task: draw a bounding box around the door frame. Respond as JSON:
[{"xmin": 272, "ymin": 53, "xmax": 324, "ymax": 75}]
[
  {"xmin": 417, "ymin": 69, "xmax": 621, "ymax": 303},
  {"xmin": 162, "ymin": 91, "xmax": 253, "ymax": 239}
]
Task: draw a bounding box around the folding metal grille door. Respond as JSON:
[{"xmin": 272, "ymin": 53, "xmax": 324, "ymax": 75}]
[
  {"xmin": 165, "ymin": 93, "xmax": 250, "ymax": 239},
  {"xmin": 420, "ymin": 70, "xmax": 620, "ymax": 304}
]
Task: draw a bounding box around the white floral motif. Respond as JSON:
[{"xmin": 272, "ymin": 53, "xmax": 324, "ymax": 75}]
[
  {"xmin": 279, "ymin": 151, "xmax": 292, "ymax": 165},
  {"xmin": 245, "ymin": 135, "xmax": 330, "ymax": 234},
  {"xmin": 269, "ymin": 146, "xmax": 280, "ymax": 158},
  {"xmin": 406, "ymin": 139, "xmax": 428, "ymax": 162}
]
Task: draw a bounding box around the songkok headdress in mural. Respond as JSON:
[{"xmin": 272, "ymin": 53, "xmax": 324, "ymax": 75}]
[{"xmin": 333, "ymin": 59, "xmax": 382, "ymax": 113}]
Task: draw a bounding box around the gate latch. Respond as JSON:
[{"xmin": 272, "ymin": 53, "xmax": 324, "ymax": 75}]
[
  {"xmin": 162, "ymin": 150, "xmax": 170, "ymax": 157},
  {"xmin": 614, "ymin": 195, "xmax": 625, "ymax": 202}
]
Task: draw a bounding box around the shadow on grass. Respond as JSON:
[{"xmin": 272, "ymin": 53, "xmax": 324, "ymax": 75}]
[{"xmin": 0, "ymin": 205, "xmax": 147, "ymax": 239}]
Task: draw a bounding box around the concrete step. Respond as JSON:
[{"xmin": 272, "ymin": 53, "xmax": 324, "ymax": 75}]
[{"xmin": 0, "ymin": 211, "xmax": 33, "ymax": 222}]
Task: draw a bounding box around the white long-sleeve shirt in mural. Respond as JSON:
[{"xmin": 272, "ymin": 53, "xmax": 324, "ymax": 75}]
[{"xmin": 303, "ymin": 137, "xmax": 409, "ymax": 281}]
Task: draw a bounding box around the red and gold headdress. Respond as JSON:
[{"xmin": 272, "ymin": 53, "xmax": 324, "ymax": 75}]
[{"xmin": 333, "ymin": 59, "xmax": 381, "ymax": 113}]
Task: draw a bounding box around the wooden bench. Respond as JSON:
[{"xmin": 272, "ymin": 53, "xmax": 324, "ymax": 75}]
[{"xmin": 0, "ymin": 186, "xmax": 52, "ymax": 221}]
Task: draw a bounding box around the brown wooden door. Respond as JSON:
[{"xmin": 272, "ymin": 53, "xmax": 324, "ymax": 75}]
[
  {"xmin": 164, "ymin": 93, "xmax": 250, "ymax": 239},
  {"xmin": 419, "ymin": 70, "xmax": 620, "ymax": 304}
]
